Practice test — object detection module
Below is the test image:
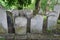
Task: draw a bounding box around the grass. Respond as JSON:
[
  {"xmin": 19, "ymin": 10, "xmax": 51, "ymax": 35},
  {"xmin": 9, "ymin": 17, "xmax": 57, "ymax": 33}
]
[
  {"xmin": 43, "ymin": 16, "xmax": 47, "ymax": 22},
  {"xmin": 0, "ymin": 24, "xmax": 7, "ymax": 34},
  {"xmin": 0, "ymin": 38, "xmax": 5, "ymax": 40},
  {"xmin": 57, "ymin": 20, "xmax": 60, "ymax": 24}
]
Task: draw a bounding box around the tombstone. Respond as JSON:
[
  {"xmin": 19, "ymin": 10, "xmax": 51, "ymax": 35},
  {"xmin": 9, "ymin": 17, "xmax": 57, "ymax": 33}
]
[
  {"xmin": 12, "ymin": 9, "xmax": 33, "ymax": 17},
  {"xmin": 54, "ymin": 4, "xmax": 60, "ymax": 19},
  {"xmin": 12, "ymin": 9, "xmax": 26, "ymax": 17},
  {"xmin": 12, "ymin": 9, "xmax": 19, "ymax": 17},
  {"xmin": 0, "ymin": 5, "xmax": 8, "ymax": 33},
  {"xmin": 19, "ymin": 10, "xmax": 25, "ymax": 16},
  {"xmin": 23, "ymin": 9, "xmax": 33, "ymax": 18},
  {"xmin": 47, "ymin": 11, "xmax": 58, "ymax": 30},
  {"xmin": 54, "ymin": 4, "xmax": 60, "ymax": 13},
  {"xmin": 14, "ymin": 17, "xmax": 27, "ymax": 34},
  {"xmin": 31, "ymin": 15, "xmax": 43, "ymax": 33}
]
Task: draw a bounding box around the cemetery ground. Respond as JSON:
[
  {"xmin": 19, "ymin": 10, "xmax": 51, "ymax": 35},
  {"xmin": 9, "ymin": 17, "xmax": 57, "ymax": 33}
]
[{"xmin": 0, "ymin": 16, "xmax": 60, "ymax": 40}]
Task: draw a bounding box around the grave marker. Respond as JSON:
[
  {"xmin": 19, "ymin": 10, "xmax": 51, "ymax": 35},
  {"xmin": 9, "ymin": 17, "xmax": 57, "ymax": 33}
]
[
  {"xmin": 31, "ymin": 15, "xmax": 43, "ymax": 33},
  {"xmin": 0, "ymin": 6, "xmax": 8, "ymax": 33},
  {"xmin": 47, "ymin": 11, "xmax": 58, "ymax": 30},
  {"xmin": 15, "ymin": 17, "xmax": 27, "ymax": 34}
]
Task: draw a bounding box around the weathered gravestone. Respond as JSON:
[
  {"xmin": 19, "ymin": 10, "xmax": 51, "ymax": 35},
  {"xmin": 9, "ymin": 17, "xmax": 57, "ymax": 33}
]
[
  {"xmin": 54, "ymin": 4, "xmax": 60, "ymax": 19},
  {"xmin": 0, "ymin": 5, "xmax": 8, "ymax": 33},
  {"xmin": 47, "ymin": 11, "xmax": 58, "ymax": 30},
  {"xmin": 12, "ymin": 9, "xmax": 19, "ymax": 17},
  {"xmin": 31, "ymin": 15, "xmax": 43, "ymax": 33},
  {"xmin": 23, "ymin": 9, "xmax": 33, "ymax": 16},
  {"xmin": 12, "ymin": 9, "xmax": 33, "ymax": 17},
  {"xmin": 15, "ymin": 17, "xmax": 27, "ymax": 34},
  {"xmin": 54, "ymin": 4, "xmax": 60, "ymax": 13}
]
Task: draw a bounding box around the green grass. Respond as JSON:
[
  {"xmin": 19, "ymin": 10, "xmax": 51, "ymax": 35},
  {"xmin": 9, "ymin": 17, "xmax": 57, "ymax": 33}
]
[
  {"xmin": 43, "ymin": 16, "xmax": 47, "ymax": 20},
  {"xmin": 0, "ymin": 38, "xmax": 5, "ymax": 40},
  {"xmin": 57, "ymin": 20, "xmax": 60, "ymax": 24}
]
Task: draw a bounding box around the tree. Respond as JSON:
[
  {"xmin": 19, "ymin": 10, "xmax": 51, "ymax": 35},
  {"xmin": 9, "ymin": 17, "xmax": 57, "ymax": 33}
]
[
  {"xmin": 18, "ymin": 0, "xmax": 31, "ymax": 9},
  {"xmin": 0, "ymin": 0, "xmax": 31, "ymax": 10},
  {"xmin": 26, "ymin": 16, "xmax": 31, "ymax": 33},
  {"xmin": 6, "ymin": 11, "xmax": 15, "ymax": 33},
  {"xmin": 33, "ymin": 0, "xmax": 40, "ymax": 15}
]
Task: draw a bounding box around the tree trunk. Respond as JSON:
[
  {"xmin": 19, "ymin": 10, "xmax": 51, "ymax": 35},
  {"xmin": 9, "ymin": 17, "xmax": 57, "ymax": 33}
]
[
  {"xmin": 26, "ymin": 18, "xmax": 31, "ymax": 33},
  {"xmin": 43, "ymin": 16, "xmax": 48, "ymax": 33},
  {"xmin": 58, "ymin": 14, "xmax": 60, "ymax": 20},
  {"xmin": 24, "ymin": 14, "xmax": 31, "ymax": 33},
  {"xmin": 42, "ymin": 2, "xmax": 49, "ymax": 33},
  {"xmin": 6, "ymin": 11, "xmax": 15, "ymax": 33},
  {"xmin": 33, "ymin": 0, "xmax": 40, "ymax": 15}
]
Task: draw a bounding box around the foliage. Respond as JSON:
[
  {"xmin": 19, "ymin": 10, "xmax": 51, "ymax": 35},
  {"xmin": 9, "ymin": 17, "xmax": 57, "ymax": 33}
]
[
  {"xmin": 0, "ymin": 0, "xmax": 31, "ymax": 10},
  {"xmin": 46, "ymin": 30, "xmax": 52, "ymax": 33},
  {"xmin": 41, "ymin": 0, "xmax": 47, "ymax": 11},
  {"xmin": 48, "ymin": 0, "xmax": 57, "ymax": 11},
  {"xmin": 27, "ymin": 0, "xmax": 35, "ymax": 10},
  {"xmin": 0, "ymin": 0, "xmax": 58, "ymax": 10},
  {"xmin": 40, "ymin": 0, "xmax": 57, "ymax": 11},
  {"xmin": 57, "ymin": 20, "xmax": 60, "ymax": 24}
]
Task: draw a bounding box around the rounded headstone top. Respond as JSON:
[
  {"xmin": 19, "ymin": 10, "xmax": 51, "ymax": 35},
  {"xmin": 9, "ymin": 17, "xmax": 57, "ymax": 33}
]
[
  {"xmin": 24, "ymin": 9, "xmax": 33, "ymax": 18},
  {"xmin": 46, "ymin": 11, "xmax": 59, "ymax": 17}
]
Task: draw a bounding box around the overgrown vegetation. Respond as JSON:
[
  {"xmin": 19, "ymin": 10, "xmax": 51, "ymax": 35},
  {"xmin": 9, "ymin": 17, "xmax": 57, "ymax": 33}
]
[{"xmin": 0, "ymin": 0, "xmax": 58, "ymax": 10}]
